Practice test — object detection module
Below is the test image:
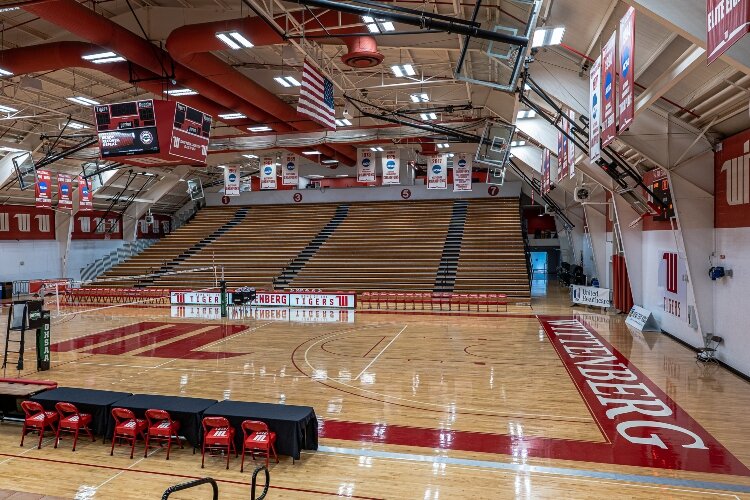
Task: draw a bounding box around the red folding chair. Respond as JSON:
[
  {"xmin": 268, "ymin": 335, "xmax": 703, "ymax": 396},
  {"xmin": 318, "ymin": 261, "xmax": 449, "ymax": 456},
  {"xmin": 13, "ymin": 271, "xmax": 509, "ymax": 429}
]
[
  {"xmin": 240, "ymin": 420, "xmax": 278, "ymax": 471},
  {"xmin": 20, "ymin": 401, "xmax": 58, "ymax": 449},
  {"xmin": 144, "ymin": 409, "xmax": 184, "ymax": 460},
  {"xmin": 110, "ymin": 407, "xmax": 147, "ymax": 459},
  {"xmin": 54, "ymin": 402, "xmax": 94, "ymax": 451},
  {"xmin": 201, "ymin": 416, "xmax": 237, "ymax": 469}
]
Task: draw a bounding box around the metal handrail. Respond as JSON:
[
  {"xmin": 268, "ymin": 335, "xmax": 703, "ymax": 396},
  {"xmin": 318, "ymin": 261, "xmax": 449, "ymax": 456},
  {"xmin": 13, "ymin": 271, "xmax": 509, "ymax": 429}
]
[
  {"xmin": 251, "ymin": 466, "xmax": 270, "ymax": 500},
  {"xmin": 162, "ymin": 477, "xmax": 219, "ymax": 500}
]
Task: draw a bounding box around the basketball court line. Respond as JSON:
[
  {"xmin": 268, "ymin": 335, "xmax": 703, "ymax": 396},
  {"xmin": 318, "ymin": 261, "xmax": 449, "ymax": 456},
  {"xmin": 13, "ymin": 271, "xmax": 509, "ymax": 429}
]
[
  {"xmin": 354, "ymin": 325, "xmax": 407, "ymax": 380},
  {"xmin": 315, "ymin": 446, "xmax": 750, "ymax": 495}
]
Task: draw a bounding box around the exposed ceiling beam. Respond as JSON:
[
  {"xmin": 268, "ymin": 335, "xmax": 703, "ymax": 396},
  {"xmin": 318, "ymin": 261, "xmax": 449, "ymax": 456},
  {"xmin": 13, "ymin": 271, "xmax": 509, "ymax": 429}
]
[{"xmin": 634, "ymin": 44, "xmax": 705, "ymax": 117}]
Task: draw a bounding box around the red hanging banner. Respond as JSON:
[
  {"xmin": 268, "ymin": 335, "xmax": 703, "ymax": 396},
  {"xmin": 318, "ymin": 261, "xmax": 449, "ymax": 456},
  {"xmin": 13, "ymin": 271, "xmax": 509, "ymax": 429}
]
[
  {"xmin": 618, "ymin": 6, "xmax": 636, "ymax": 133},
  {"xmin": 78, "ymin": 176, "xmax": 93, "ymax": 211},
  {"xmin": 542, "ymin": 148, "xmax": 551, "ymax": 194},
  {"xmin": 707, "ymin": 0, "xmax": 750, "ymax": 64},
  {"xmin": 556, "ymin": 130, "xmax": 564, "ymax": 183},
  {"xmin": 57, "ymin": 173, "xmax": 73, "ymax": 211},
  {"xmin": 35, "ymin": 170, "xmax": 52, "ymax": 208},
  {"xmin": 601, "ymin": 31, "xmax": 617, "ymax": 148}
]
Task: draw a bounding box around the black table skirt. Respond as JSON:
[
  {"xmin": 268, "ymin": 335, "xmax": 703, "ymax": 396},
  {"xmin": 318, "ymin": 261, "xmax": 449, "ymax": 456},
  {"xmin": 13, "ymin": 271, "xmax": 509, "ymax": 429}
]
[
  {"xmin": 32, "ymin": 387, "xmax": 132, "ymax": 435},
  {"xmin": 203, "ymin": 401, "xmax": 318, "ymax": 460},
  {"xmin": 103, "ymin": 394, "xmax": 217, "ymax": 447}
]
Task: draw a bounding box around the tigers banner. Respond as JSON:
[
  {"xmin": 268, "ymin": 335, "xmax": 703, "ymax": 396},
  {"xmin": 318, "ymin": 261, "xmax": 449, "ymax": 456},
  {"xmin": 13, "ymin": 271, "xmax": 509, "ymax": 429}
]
[
  {"xmin": 601, "ymin": 31, "xmax": 617, "ymax": 148},
  {"xmin": 453, "ymin": 153, "xmax": 472, "ymax": 192},
  {"xmin": 357, "ymin": 149, "xmax": 376, "ymax": 182},
  {"xmin": 427, "ymin": 154, "xmax": 447, "ymax": 189},
  {"xmin": 35, "ymin": 170, "xmax": 51, "ymax": 208},
  {"xmin": 589, "ymin": 55, "xmax": 602, "ymax": 162},
  {"xmin": 282, "ymin": 154, "xmax": 298, "ymax": 186},
  {"xmin": 381, "ymin": 149, "xmax": 400, "ymax": 185},
  {"xmin": 568, "ymin": 109, "xmax": 576, "ymax": 179},
  {"xmin": 618, "ymin": 6, "xmax": 635, "ymax": 133},
  {"xmin": 57, "ymin": 173, "xmax": 73, "ymax": 210},
  {"xmin": 260, "ymin": 157, "xmax": 277, "ymax": 190},
  {"xmin": 542, "ymin": 148, "xmax": 551, "ymax": 194},
  {"xmin": 78, "ymin": 176, "xmax": 93, "ymax": 211},
  {"xmin": 224, "ymin": 166, "xmax": 240, "ymax": 196}
]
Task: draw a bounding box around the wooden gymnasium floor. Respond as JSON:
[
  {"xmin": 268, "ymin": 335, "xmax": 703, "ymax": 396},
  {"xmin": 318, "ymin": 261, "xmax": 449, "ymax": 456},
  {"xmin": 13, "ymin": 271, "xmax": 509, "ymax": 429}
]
[{"xmin": 1, "ymin": 281, "xmax": 750, "ymax": 499}]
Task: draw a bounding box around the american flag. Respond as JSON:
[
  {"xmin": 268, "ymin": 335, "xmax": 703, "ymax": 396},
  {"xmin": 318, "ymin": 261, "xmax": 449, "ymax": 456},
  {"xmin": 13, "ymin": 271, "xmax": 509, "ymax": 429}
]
[{"xmin": 297, "ymin": 60, "xmax": 336, "ymax": 129}]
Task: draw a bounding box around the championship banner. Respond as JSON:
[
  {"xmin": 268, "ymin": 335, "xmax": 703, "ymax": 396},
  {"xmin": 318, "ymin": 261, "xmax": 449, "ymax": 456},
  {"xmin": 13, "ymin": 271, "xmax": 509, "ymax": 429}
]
[
  {"xmin": 35, "ymin": 170, "xmax": 51, "ymax": 208},
  {"xmin": 381, "ymin": 149, "xmax": 400, "ymax": 185},
  {"xmin": 589, "ymin": 55, "xmax": 602, "ymax": 162},
  {"xmin": 542, "ymin": 148, "xmax": 551, "ymax": 194},
  {"xmin": 260, "ymin": 157, "xmax": 277, "ymax": 190},
  {"xmin": 224, "ymin": 166, "xmax": 240, "ymax": 196},
  {"xmin": 357, "ymin": 149, "xmax": 375, "ymax": 182},
  {"xmin": 556, "ymin": 130, "xmax": 564, "ymax": 183},
  {"xmin": 57, "ymin": 174, "xmax": 73, "ymax": 210},
  {"xmin": 282, "ymin": 154, "xmax": 298, "ymax": 186},
  {"xmin": 453, "ymin": 153, "xmax": 472, "ymax": 192},
  {"xmin": 601, "ymin": 31, "xmax": 617, "ymax": 148},
  {"xmin": 78, "ymin": 176, "xmax": 93, "ymax": 211},
  {"xmin": 618, "ymin": 6, "xmax": 635, "ymax": 133},
  {"xmin": 427, "ymin": 154, "xmax": 447, "ymax": 189},
  {"xmin": 568, "ymin": 109, "xmax": 576, "ymax": 179},
  {"xmin": 707, "ymin": 0, "xmax": 750, "ymax": 64}
]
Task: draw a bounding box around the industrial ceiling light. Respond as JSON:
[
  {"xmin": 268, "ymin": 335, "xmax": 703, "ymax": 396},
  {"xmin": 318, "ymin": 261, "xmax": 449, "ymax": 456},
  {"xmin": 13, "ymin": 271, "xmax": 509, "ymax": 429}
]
[
  {"xmin": 0, "ymin": 68, "xmax": 13, "ymax": 77},
  {"xmin": 391, "ymin": 64, "xmax": 416, "ymax": 77},
  {"xmin": 510, "ymin": 140, "xmax": 526, "ymax": 147},
  {"xmin": 82, "ymin": 51, "xmax": 125, "ymax": 64},
  {"xmin": 0, "ymin": 104, "xmax": 18, "ymax": 113},
  {"xmin": 0, "ymin": 7, "xmax": 19, "ymax": 12},
  {"xmin": 274, "ymin": 76, "xmax": 301, "ymax": 88},
  {"xmin": 308, "ymin": 174, "xmax": 325, "ymax": 178},
  {"xmin": 419, "ymin": 112, "xmax": 438, "ymax": 121},
  {"xmin": 335, "ymin": 118, "xmax": 352, "ymax": 127},
  {"xmin": 67, "ymin": 96, "xmax": 100, "ymax": 106},
  {"xmin": 67, "ymin": 121, "xmax": 89, "ymax": 129},
  {"xmin": 247, "ymin": 125, "xmax": 272, "ymax": 132},
  {"xmin": 517, "ymin": 110, "xmax": 536, "ymax": 119},
  {"xmin": 165, "ymin": 88, "xmax": 198, "ymax": 96},
  {"xmin": 242, "ymin": 154, "xmax": 259, "ymax": 159},
  {"xmin": 437, "ymin": 143, "xmax": 449, "ymax": 148},
  {"xmin": 532, "ymin": 27, "xmax": 565, "ymax": 48},
  {"xmin": 215, "ymin": 31, "xmax": 254, "ymax": 50},
  {"xmin": 322, "ymin": 159, "xmax": 339, "ymax": 164},
  {"xmin": 218, "ymin": 113, "xmax": 246, "ymax": 120},
  {"xmin": 302, "ymin": 150, "xmax": 321, "ymax": 155},
  {"xmin": 370, "ymin": 146, "xmax": 384, "ymax": 152},
  {"xmin": 362, "ymin": 16, "xmax": 395, "ymax": 34},
  {"xmin": 410, "ymin": 93, "xmax": 429, "ymax": 103}
]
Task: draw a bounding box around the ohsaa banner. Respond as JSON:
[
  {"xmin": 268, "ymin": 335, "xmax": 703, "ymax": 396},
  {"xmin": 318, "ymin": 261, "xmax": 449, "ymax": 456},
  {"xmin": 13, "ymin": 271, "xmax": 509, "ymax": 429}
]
[
  {"xmin": 224, "ymin": 166, "xmax": 240, "ymax": 196},
  {"xmin": 542, "ymin": 148, "xmax": 551, "ymax": 194},
  {"xmin": 57, "ymin": 174, "xmax": 73, "ymax": 211},
  {"xmin": 618, "ymin": 6, "xmax": 635, "ymax": 133},
  {"xmin": 589, "ymin": 55, "xmax": 602, "ymax": 161},
  {"xmin": 453, "ymin": 153, "xmax": 472, "ymax": 192},
  {"xmin": 357, "ymin": 149, "xmax": 376, "ymax": 182},
  {"xmin": 35, "ymin": 170, "xmax": 52, "ymax": 208},
  {"xmin": 78, "ymin": 176, "xmax": 93, "ymax": 211},
  {"xmin": 260, "ymin": 157, "xmax": 277, "ymax": 190},
  {"xmin": 601, "ymin": 31, "xmax": 617, "ymax": 148},
  {"xmin": 381, "ymin": 149, "xmax": 400, "ymax": 185},
  {"xmin": 282, "ymin": 154, "xmax": 298, "ymax": 186},
  {"xmin": 427, "ymin": 154, "xmax": 447, "ymax": 189},
  {"xmin": 707, "ymin": 0, "xmax": 750, "ymax": 64},
  {"xmin": 567, "ymin": 109, "xmax": 576, "ymax": 178}
]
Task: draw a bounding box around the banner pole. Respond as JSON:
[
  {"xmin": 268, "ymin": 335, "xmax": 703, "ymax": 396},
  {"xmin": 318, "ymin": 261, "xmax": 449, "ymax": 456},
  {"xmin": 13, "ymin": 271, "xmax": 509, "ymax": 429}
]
[{"xmin": 220, "ymin": 280, "xmax": 227, "ymax": 318}]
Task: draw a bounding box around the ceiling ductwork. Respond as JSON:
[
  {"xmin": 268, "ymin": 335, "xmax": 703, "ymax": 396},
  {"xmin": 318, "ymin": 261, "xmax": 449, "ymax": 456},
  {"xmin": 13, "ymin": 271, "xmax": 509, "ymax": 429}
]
[{"xmin": 341, "ymin": 36, "xmax": 384, "ymax": 68}]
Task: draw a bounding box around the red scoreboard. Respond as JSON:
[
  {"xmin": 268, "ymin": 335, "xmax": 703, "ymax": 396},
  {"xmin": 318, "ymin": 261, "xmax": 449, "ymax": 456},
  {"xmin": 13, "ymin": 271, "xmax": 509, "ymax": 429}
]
[{"xmin": 94, "ymin": 99, "xmax": 211, "ymax": 166}]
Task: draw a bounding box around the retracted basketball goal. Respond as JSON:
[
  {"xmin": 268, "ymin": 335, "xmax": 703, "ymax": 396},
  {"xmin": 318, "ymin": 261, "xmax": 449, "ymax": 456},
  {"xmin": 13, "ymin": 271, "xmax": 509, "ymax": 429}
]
[{"xmin": 475, "ymin": 121, "xmax": 516, "ymax": 185}]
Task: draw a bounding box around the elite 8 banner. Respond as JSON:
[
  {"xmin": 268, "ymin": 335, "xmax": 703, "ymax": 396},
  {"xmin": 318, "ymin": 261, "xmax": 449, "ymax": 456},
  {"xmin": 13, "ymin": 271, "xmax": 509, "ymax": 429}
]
[
  {"xmin": 601, "ymin": 31, "xmax": 617, "ymax": 148},
  {"xmin": 618, "ymin": 6, "xmax": 635, "ymax": 133},
  {"xmin": 453, "ymin": 153, "xmax": 472, "ymax": 192},
  {"xmin": 57, "ymin": 173, "xmax": 73, "ymax": 210},
  {"xmin": 707, "ymin": 0, "xmax": 750, "ymax": 64},
  {"xmin": 282, "ymin": 154, "xmax": 299, "ymax": 186},
  {"xmin": 589, "ymin": 55, "xmax": 602, "ymax": 161},
  {"xmin": 357, "ymin": 149, "xmax": 376, "ymax": 182},
  {"xmin": 35, "ymin": 170, "xmax": 51, "ymax": 208},
  {"xmin": 260, "ymin": 157, "xmax": 277, "ymax": 190},
  {"xmin": 224, "ymin": 166, "xmax": 240, "ymax": 196},
  {"xmin": 427, "ymin": 154, "xmax": 447, "ymax": 189},
  {"xmin": 381, "ymin": 149, "xmax": 400, "ymax": 185}
]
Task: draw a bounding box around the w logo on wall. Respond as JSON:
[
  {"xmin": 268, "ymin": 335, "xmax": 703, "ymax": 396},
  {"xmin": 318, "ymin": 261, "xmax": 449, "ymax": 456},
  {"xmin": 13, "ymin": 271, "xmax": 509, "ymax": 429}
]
[
  {"xmin": 720, "ymin": 140, "xmax": 750, "ymax": 206},
  {"xmin": 658, "ymin": 251, "xmax": 687, "ymax": 321},
  {"xmin": 716, "ymin": 130, "xmax": 750, "ymax": 228}
]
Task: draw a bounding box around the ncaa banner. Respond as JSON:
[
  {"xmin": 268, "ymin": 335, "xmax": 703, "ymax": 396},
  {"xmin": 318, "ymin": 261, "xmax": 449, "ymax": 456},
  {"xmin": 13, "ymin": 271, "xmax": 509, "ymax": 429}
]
[
  {"xmin": 707, "ymin": 0, "xmax": 750, "ymax": 64},
  {"xmin": 601, "ymin": 31, "xmax": 617, "ymax": 148},
  {"xmin": 381, "ymin": 149, "xmax": 400, "ymax": 185},
  {"xmin": 260, "ymin": 157, "xmax": 277, "ymax": 190},
  {"xmin": 542, "ymin": 148, "xmax": 551, "ymax": 194},
  {"xmin": 224, "ymin": 166, "xmax": 240, "ymax": 196},
  {"xmin": 453, "ymin": 153, "xmax": 472, "ymax": 192},
  {"xmin": 427, "ymin": 154, "xmax": 447, "ymax": 189},
  {"xmin": 282, "ymin": 154, "xmax": 298, "ymax": 186},
  {"xmin": 78, "ymin": 176, "xmax": 93, "ymax": 211},
  {"xmin": 57, "ymin": 173, "xmax": 73, "ymax": 211},
  {"xmin": 556, "ymin": 130, "xmax": 564, "ymax": 183},
  {"xmin": 589, "ymin": 55, "xmax": 602, "ymax": 162},
  {"xmin": 35, "ymin": 170, "xmax": 51, "ymax": 208},
  {"xmin": 618, "ymin": 6, "xmax": 635, "ymax": 133},
  {"xmin": 357, "ymin": 149, "xmax": 376, "ymax": 182},
  {"xmin": 567, "ymin": 109, "xmax": 576, "ymax": 179}
]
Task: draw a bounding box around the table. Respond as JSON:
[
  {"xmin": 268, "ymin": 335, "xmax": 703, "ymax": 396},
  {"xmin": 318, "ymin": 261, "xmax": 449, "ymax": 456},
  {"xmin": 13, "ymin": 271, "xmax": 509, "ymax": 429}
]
[
  {"xmin": 32, "ymin": 387, "xmax": 132, "ymax": 435},
  {"xmin": 0, "ymin": 380, "xmax": 56, "ymax": 419},
  {"xmin": 203, "ymin": 401, "xmax": 318, "ymax": 461},
  {"xmin": 102, "ymin": 394, "xmax": 217, "ymax": 448}
]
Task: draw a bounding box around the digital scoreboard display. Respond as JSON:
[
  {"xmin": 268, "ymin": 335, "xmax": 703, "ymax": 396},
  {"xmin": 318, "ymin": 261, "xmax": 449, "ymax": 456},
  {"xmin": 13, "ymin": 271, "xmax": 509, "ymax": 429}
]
[
  {"xmin": 95, "ymin": 100, "xmax": 160, "ymax": 158},
  {"xmin": 651, "ymin": 177, "xmax": 674, "ymax": 221},
  {"xmin": 170, "ymin": 102, "xmax": 211, "ymax": 163}
]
